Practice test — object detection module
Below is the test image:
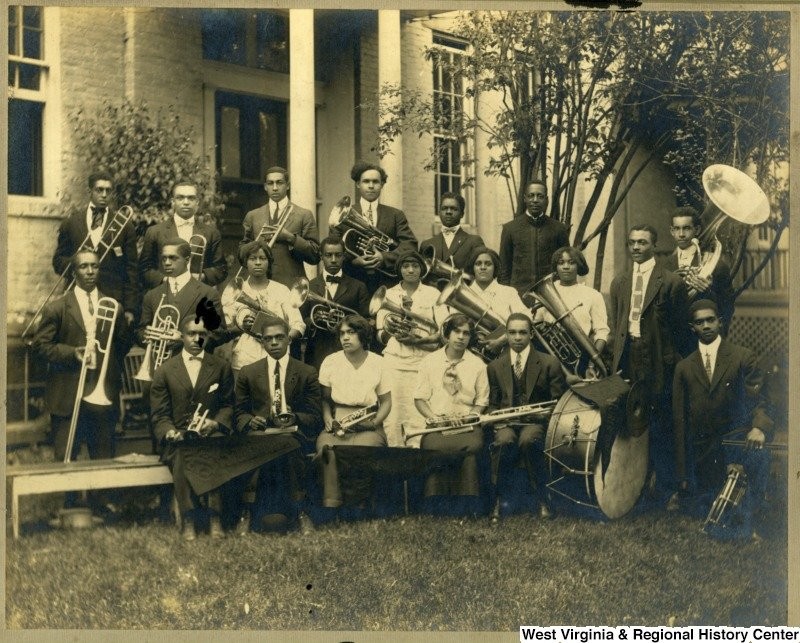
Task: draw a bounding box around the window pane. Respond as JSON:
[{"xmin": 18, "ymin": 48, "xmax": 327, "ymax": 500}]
[
  {"xmin": 8, "ymin": 99, "xmax": 43, "ymax": 196},
  {"xmin": 9, "ymin": 61, "xmax": 17, "ymax": 86},
  {"xmin": 201, "ymin": 10, "xmax": 246, "ymax": 65},
  {"xmin": 18, "ymin": 63, "xmax": 40, "ymax": 90},
  {"xmin": 23, "ymin": 26, "xmax": 41, "ymax": 59},
  {"xmin": 258, "ymin": 111, "xmax": 280, "ymax": 179},
  {"xmin": 22, "ymin": 6, "xmax": 41, "ymax": 28},
  {"xmin": 220, "ymin": 107, "xmax": 241, "ymax": 178},
  {"xmin": 9, "ymin": 20, "xmax": 18, "ymax": 56},
  {"xmin": 256, "ymin": 11, "xmax": 289, "ymax": 74}
]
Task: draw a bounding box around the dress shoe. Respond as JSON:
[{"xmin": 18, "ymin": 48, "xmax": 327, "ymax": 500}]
[
  {"xmin": 235, "ymin": 511, "xmax": 251, "ymax": 536},
  {"xmin": 297, "ymin": 512, "xmax": 314, "ymax": 535},
  {"xmin": 261, "ymin": 513, "xmax": 290, "ymax": 533},
  {"xmin": 181, "ymin": 521, "xmax": 197, "ymax": 542},
  {"xmin": 490, "ymin": 498, "xmax": 501, "ymax": 525},
  {"xmin": 209, "ymin": 516, "xmax": 225, "ymax": 539},
  {"xmin": 537, "ymin": 502, "xmax": 554, "ymax": 520}
]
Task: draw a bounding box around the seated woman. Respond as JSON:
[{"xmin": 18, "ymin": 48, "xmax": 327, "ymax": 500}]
[
  {"xmin": 376, "ymin": 250, "xmax": 447, "ymax": 447},
  {"xmin": 412, "ymin": 314, "xmax": 490, "ymax": 512},
  {"xmin": 220, "ymin": 239, "xmax": 305, "ymax": 375},
  {"xmin": 316, "ymin": 314, "xmax": 392, "ymax": 511}
]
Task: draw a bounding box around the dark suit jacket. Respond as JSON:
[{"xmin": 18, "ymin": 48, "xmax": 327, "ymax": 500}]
[
  {"xmin": 33, "ymin": 290, "xmax": 130, "ymax": 416},
  {"xmin": 487, "ymin": 348, "xmax": 567, "ymax": 412},
  {"xmin": 420, "ymin": 228, "xmax": 485, "ymax": 273},
  {"xmin": 240, "ymin": 201, "xmax": 320, "ymax": 288},
  {"xmin": 498, "ymin": 215, "xmax": 569, "ymax": 294},
  {"xmin": 672, "ymin": 339, "xmax": 773, "ymax": 483},
  {"xmin": 139, "ymin": 218, "xmax": 227, "ymax": 289},
  {"xmin": 149, "ymin": 351, "xmax": 235, "ymax": 443},
  {"xmin": 52, "ymin": 207, "xmax": 139, "ymax": 314},
  {"xmin": 662, "ymin": 251, "xmax": 735, "ymax": 327},
  {"xmin": 137, "ymin": 278, "xmax": 227, "ymax": 352},
  {"xmin": 609, "ymin": 261, "xmax": 692, "ymax": 397},
  {"xmin": 301, "ymin": 273, "xmax": 370, "ymax": 370},
  {"xmin": 234, "ymin": 357, "xmax": 323, "ymax": 439}
]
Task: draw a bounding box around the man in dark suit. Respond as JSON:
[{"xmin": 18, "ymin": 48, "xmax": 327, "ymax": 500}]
[
  {"xmin": 609, "ymin": 224, "xmax": 691, "ymax": 499},
  {"xmin": 673, "ymin": 299, "xmax": 772, "ymax": 496},
  {"xmin": 137, "ymin": 239, "xmax": 227, "ymax": 367},
  {"xmin": 52, "ymin": 171, "xmax": 139, "ymax": 324},
  {"xmin": 419, "ymin": 192, "xmax": 484, "ymax": 288},
  {"xmin": 150, "ymin": 313, "xmax": 235, "ymax": 541},
  {"xmin": 34, "ymin": 249, "xmax": 131, "ymax": 506},
  {"xmin": 487, "ymin": 313, "xmax": 567, "ymax": 523},
  {"xmin": 301, "ymin": 236, "xmax": 370, "ymax": 370},
  {"xmin": 139, "ymin": 181, "xmax": 227, "ymax": 290},
  {"xmin": 234, "ymin": 316, "xmax": 323, "ymax": 531},
  {"xmin": 240, "ymin": 166, "xmax": 320, "ymax": 288},
  {"xmin": 498, "ymin": 181, "xmax": 569, "ymax": 295},
  {"xmin": 336, "ymin": 161, "xmax": 418, "ymax": 294},
  {"xmin": 664, "ymin": 207, "xmax": 735, "ymax": 334}
]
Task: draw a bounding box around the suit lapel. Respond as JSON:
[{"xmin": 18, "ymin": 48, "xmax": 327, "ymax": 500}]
[
  {"xmin": 66, "ymin": 292, "xmax": 86, "ymax": 333},
  {"xmin": 689, "ymin": 350, "xmax": 710, "ymax": 391},
  {"xmin": 524, "ymin": 350, "xmax": 543, "ymax": 400},
  {"xmin": 619, "ymin": 271, "xmax": 633, "ymax": 319},
  {"xmin": 709, "ymin": 340, "xmax": 732, "ymax": 392},
  {"xmin": 284, "ymin": 359, "xmax": 299, "ymax": 401},
  {"xmin": 498, "ymin": 354, "xmax": 513, "ymax": 404},
  {"xmin": 641, "ymin": 265, "xmax": 662, "ymax": 312}
]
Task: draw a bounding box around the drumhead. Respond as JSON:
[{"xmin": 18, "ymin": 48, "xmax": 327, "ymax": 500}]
[{"xmin": 594, "ymin": 428, "xmax": 649, "ymax": 519}]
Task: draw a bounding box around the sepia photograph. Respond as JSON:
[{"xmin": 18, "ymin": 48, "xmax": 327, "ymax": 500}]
[{"xmin": 3, "ymin": 0, "xmax": 796, "ymax": 636}]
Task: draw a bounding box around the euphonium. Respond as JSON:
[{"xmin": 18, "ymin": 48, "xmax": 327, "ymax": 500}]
[
  {"xmin": 329, "ymin": 196, "xmax": 397, "ymax": 278},
  {"xmin": 684, "ymin": 165, "xmax": 770, "ymax": 298},
  {"xmin": 523, "ymin": 274, "xmax": 608, "ymax": 379},
  {"xmin": 369, "ymin": 286, "xmax": 439, "ymax": 340},
  {"xmin": 420, "ymin": 245, "xmax": 471, "ymax": 289},
  {"xmin": 188, "ymin": 234, "xmax": 207, "ymax": 280},
  {"xmin": 289, "ymin": 277, "xmax": 357, "ymax": 332},
  {"xmin": 232, "ymin": 203, "xmax": 294, "ymax": 285},
  {"xmin": 134, "ymin": 294, "xmax": 181, "ymax": 382},
  {"xmin": 231, "ymin": 290, "xmax": 284, "ymax": 338}
]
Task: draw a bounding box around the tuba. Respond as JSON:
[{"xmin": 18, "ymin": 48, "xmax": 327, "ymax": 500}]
[
  {"xmin": 370, "ymin": 286, "xmax": 439, "ymax": 342},
  {"xmin": 684, "ymin": 165, "xmax": 770, "ymax": 298},
  {"xmin": 289, "ymin": 277, "xmax": 358, "ymax": 332},
  {"xmin": 188, "ymin": 234, "xmax": 207, "ymax": 280},
  {"xmin": 420, "ymin": 245, "xmax": 471, "ymax": 290},
  {"xmin": 523, "ymin": 274, "xmax": 608, "ymax": 379},
  {"xmin": 329, "ymin": 196, "xmax": 397, "ymax": 278},
  {"xmin": 437, "ymin": 274, "xmax": 507, "ymax": 362},
  {"xmin": 64, "ymin": 297, "xmax": 120, "ymax": 462},
  {"xmin": 134, "ymin": 294, "xmax": 181, "ymax": 382}
]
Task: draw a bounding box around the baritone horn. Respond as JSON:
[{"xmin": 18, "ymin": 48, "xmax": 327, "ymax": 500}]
[
  {"xmin": 231, "ymin": 290, "xmax": 284, "ymax": 338},
  {"xmin": 684, "ymin": 165, "xmax": 770, "ymax": 298},
  {"xmin": 329, "ymin": 196, "xmax": 397, "ymax": 277},
  {"xmin": 369, "ymin": 286, "xmax": 439, "ymax": 341},
  {"xmin": 135, "ymin": 294, "xmax": 181, "ymax": 382},
  {"xmin": 289, "ymin": 277, "xmax": 357, "ymax": 332},
  {"xmin": 420, "ymin": 245, "xmax": 470, "ymax": 289},
  {"xmin": 188, "ymin": 234, "xmax": 207, "ymax": 280},
  {"xmin": 523, "ymin": 274, "xmax": 608, "ymax": 379}
]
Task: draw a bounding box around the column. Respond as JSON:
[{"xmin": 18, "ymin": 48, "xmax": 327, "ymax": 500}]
[
  {"xmin": 378, "ymin": 9, "xmax": 403, "ymax": 208},
  {"xmin": 289, "ymin": 9, "xmax": 316, "ymax": 216}
]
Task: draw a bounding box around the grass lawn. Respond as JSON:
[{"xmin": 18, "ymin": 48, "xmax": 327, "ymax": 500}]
[{"xmin": 5, "ymin": 447, "xmax": 788, "ymax": 630}]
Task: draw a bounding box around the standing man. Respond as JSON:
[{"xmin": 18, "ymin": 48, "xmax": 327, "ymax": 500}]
[
  {"xmin": 139, "ymin": 181, "xmax": 227, "ymax": 290},
  {"xmin": 609, "ymin": 224, "xmax": 691, "ymax": 499},
  {"xmin": 52, "ymin": 171, "xmax": 139, "ymax": 324},
  {"xmin": 336, "ymin": 161, "xmax": 418, "ymax": 295},
  {"xmin": 486, "ymin": 313, "xmax": 566, "ymax": 523},
  {"xmin": 498, "ymin": 181, "xmax": 569, "ymax": 295},
  {"xmin": 664, "ymin": 207, "xmax": 735, "ymax": 334},
  {"xmin": 300, "ymin": 236, "xmax": 370, "ymax": 371},
  {"xmin": 419, "ymin": 192, "xmax": 484, "ymax": 286},
  {"xmin": 240, "ymin": 166, "xmax": 320, "ymax": 288}
]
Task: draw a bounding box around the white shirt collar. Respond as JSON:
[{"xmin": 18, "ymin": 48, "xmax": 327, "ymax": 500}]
[
  {"xmin": 170, "ymin": 270, "xmax": 192, "ymax": 292},
  {"xmin": 182, "ymin": 348, "xmax": 204, "ymax": 363},
  {"xmin": 269, "ymin": 196, "xmax": 289, "ymax": 214},
  {"xmin": 441, "ymin": 224, "xmax": 461, "ymax": 235},
  {"xmin": 510, "ymin": 344, "xmax": 531, "ymax": 366},
  {"xmin": 633, "ymin": 257, "xmax": 656, "ymax": 274},
  {"xmin": 360, "ymin": 197, "xmax": 379, "ymax": 214},
  {"xmin": 323, "ymin": 269, "xmax": 344, "ymax": 278},
  {"xmin": 698, "ymin": 335, "xmax": 722, "ymax": 356},
  {"xmin": 173, "ymin": 214, "xmax": 195, "ymax": 228},
  {"xmin": 266, "ymin": 352, "xmax": 290, "ymax": 373}
]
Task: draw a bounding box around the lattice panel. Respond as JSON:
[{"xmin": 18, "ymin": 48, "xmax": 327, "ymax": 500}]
[{"xmin": 728, "ymin": 314, "xmax": 788, "ymax": 360}]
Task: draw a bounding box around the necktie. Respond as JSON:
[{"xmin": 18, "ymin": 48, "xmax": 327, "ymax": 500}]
[
  {"xmin": 325, "ymin": 275, "xmax": 342, "ymax": 284},
  {"xmin": 270, "ymin": 203, "xmax": 279, "ymax": 225},
  {"xmin": 273, "ymin": 362, "xmax": 283, "ymax": 416},
  {"xmin": 704, "ymin": 352, "xmax": 713, "ymax": 382},
  {"xmin": 367, "ymin": 203, "xmax": 374, "ymax": 226},
  {"xmin": 91, "ymin": 207, "xmax": 104, "ymax": 230},
  {"xmin": 631, "ymin": 266, "xmax": 644, "ymax": 323},
  {"xmin": 442, "ymin": 360, "xmax": 463, "ymax": 396},
  {"xmin": 171, "ymin": 279, "xmax": 179, "ymax": 296},
  {"xmin": 87, "ymin": 293, "xmax": 95, "ymax": 316},
  {"xmin": 513, "ymin": 353, "xmax": 523, "ymax": 380}
]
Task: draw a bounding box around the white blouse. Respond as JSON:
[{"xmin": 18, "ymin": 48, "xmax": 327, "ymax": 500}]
[
  {"xmin": 533, "ymin": 281, "xmax": 609, "ymax": 343},
  {"xmin": 467, "ymin": 279, "xmax": 531, "ymax": 320},
  {"xmin": 319, "ymin": 351, "xmax": 390, "ymax": 407}
]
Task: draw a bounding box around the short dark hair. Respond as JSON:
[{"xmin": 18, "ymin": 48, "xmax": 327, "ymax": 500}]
[
  {"xmin": 689, "ymin": 298, "xmax": 719, "ymax": 318},
  {"xmin": 172, "ymin": 180, "xmax": 198, "ymax": 196},
  {"xmin": 442, "ymin": 313, "xmax": 476, "ymax": 340},
  {"xmin": 671, "ymin": 206, "xmax": 702, "ymax": 228},
  {"xmin": 72, "ymin": 248, "xmax": 100, "ymax": 269},
  {"xmin": 506, "ymin": 312, "xmax": 533, "ymax": 331},
  {"xmin": 526, "ymin": 180, "xmax": 548, "ymax": 194},
  {"xmin": 629, "ymin": 224, "xmax": 658, "ymax": 245},
  {"xmin": 338, "ymin": 314, "xmax": 372, "ymax": 349},
  {"xmin": 259, "ymin": 315, "xmax": 291, "ymax": 337},
  {"xmin": 440, "ymin": 192, "xmax": 465, "ymax": 214},
  {"xmin": 466, "ymin": 246, "xmax": 501, "ymax": 278},
  {"xmin": 551, "ymin": 246, "xmax": 589, "ymax": 277},
  {"xmin": 264, "ymin": 166, "xmax": 289, "ymax": 182},
  {"xmin": 350, "ymin": 160, "xmax": 387, "ymax": 184},
  {"xmin": 162, "ymin": 237, "xmax": 191, "ymax": 259},
  {"xmin": 319, "ymin": 235, "xmax": 345, "ymax": 253},
  {"xmin": 238, "ymin": 238, "xmax": 274, "ymax": 278},
  {"xmin": 87, "ymin": 171, "xmax": 113, "ymax": 190}
]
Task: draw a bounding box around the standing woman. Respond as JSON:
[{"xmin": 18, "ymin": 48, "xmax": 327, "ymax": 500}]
[
  {"xmin": 221, "ymin": 239, "xmax": 305, "ymax": 375},
  {"xmin": 317, "ymin": 315, "xmax": 392, "ymax": 510},
  {"xmin": 376, "ymin": 250, "xmax": 447, "ymax": 447}
]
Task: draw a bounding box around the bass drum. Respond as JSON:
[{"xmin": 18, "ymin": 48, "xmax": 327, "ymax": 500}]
[{"xmin": 544, "ymin": 389, "xmax": 648, "ymax": 519}]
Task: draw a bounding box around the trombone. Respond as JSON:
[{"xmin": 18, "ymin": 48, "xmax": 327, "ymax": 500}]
[
  {"xmin": 134, "ymin": 294, "xmax": 181, "ymax": 382},
  {"xmin": 233, "ymin": 203, "xmax": 294, "ymax": 286},
  {"xmin": 188, "ymin": 234, "xmax": 207, "ymax": 280},
  {"xmin": 63, "ymin": 297, "xmax": 120, "ymax": 463}
]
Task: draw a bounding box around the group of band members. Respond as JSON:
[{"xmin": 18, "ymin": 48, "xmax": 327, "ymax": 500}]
[{"xmin": 31, "ymin": 160, "xmax": 773, "ymax": 540}]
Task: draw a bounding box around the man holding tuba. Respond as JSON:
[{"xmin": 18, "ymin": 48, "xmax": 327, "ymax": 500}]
[{"xmin": 33, "ymin": 249, "xmax": 131, "ymax": 503}]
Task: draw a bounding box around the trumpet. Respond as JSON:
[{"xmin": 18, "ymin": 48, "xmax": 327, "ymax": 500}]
[
  {"xmin": 402, "ymin": 400, "xmax": 557, "ymax": 441},
  {"xmin": 329, "ymin": 196, "xmax": 397, "ymax": 277},
  {"xmin": 22, "ymin": 205, "xmax": 135, "ymax": 340},
  {"xmin": 63, "ymin": 297, "xmax": 120, "ymax": 463},
  {"xmin": 370, "ymin": 286, "xmax": 439, "ymax": 343},
  {"xmin": 183, "ymin": 402, "xmax": 211, "ymax": 440},
  {"xmin": 135, "ymin": 294, "xmax": 181, "ymax": 382},
  {"xmin": 330, "ymin": 404, "xmax": 378, "ymax": 437},
  {"xmin": 188, "ymin": 234, "xmax": 207, "ymax": 280},
  {"xmin": 233, "ymin": 203, "xmax": 294, "ymax": 286},
  {"xmin": 289, "ymin": 277, "xmax": 357, "ymax": 332}
]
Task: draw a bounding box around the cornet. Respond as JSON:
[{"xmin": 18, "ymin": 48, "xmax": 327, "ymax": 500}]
[
  {"xmin": 183, "ymin": 402, "xmax": 210, "ymax": 440},
  {"xmin": 329, "ymin": 196, "xmax": 397, "ymax": 277},
  {"xmin": 188, "ymin": 234, "xmax": 207, "ymax": 280},
  {"xmin": 135, "ymin": 294, "xmax": 181, "ymax": 382},
  {"xmin": 330, "ymin": 404, "xmax": 378, "ymax": 437},
  {"xmin": 289, "ymin": 277, "xmax": 357, "ymax": 332},
  {"xmin": 369, "ymin": 286, "xmax": 439, "ymax": 342}
]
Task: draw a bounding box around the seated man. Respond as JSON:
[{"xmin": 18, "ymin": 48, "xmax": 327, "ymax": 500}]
[
  {"xmin": 234, "ymin": 316, "xmax": 323, "ymax": 532},
  {"xmin": 487, "ymin": 313, "xmax": 566, "ymax": 523},
  {"xmin": 672, "ymin": 299, "xmax": 773, "ymax": 536}
]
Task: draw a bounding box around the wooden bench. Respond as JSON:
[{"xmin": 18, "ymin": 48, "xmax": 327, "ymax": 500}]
[{"xmin": 6, "ymin": 456, "xmax": 175, "ymax": 539}]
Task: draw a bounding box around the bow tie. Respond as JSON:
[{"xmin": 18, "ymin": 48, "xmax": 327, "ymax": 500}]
[
  {"xmin": 442, "ymin": 226, "xmax": 459, "ymax": 234},
  {"xmin": 325, "ymin": 275, "xmax": 342, "ymax": 284},
  {"xmin": 91, "ymin": 206, "xmax": 106, "ymax": 216},
  {"xmin": 187, "ymin": 355, "xmax": 202, "ymax": 362},
  {"xmin": 177, "ymin": 218, "xmax": 194, "ymax": 227}
]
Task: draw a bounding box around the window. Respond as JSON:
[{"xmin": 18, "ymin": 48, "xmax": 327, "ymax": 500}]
[
  {"xmin": 201, "ymin": 9, "xmax": 289, "ymax": 74},
  {"xmin": 8, "ymin": 5, "xmax": 46, "ymax": 196}
]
